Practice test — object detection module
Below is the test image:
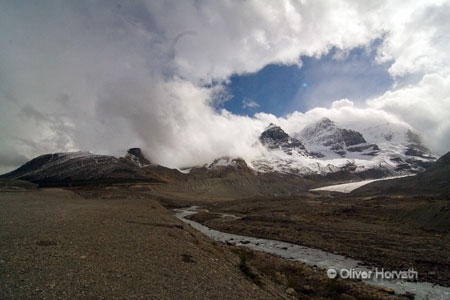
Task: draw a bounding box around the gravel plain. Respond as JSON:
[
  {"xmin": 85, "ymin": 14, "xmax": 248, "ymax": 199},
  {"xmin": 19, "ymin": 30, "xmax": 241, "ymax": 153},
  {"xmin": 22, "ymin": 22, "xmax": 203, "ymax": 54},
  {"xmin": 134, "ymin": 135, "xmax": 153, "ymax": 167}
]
[{"xmin": 0, "ymin": 189, "xmax": 279, "ymax": 299}]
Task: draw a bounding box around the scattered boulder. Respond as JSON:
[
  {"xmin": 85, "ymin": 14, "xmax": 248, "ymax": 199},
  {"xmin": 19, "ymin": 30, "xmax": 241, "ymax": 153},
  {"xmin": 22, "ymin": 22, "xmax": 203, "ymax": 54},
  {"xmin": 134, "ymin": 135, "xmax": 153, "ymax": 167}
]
[
  {"xmin": 380, "ymin": 287, "xmax": 395, "ymax": 294},
  {"xmin": 337, "ymin": 294, "xmax": 356, "ymax": 300},
  {"xmin": 285, "ymin": 287, "xmax": 297, "ymax": 297}
]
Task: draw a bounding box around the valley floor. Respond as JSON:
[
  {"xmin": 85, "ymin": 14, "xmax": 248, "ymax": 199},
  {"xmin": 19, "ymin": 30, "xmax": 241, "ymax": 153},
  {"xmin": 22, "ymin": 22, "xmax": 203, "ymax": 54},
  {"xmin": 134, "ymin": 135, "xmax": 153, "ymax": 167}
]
[{"xmin": 0, "ymin": 187, "xmax": 411, "ymax": 300}]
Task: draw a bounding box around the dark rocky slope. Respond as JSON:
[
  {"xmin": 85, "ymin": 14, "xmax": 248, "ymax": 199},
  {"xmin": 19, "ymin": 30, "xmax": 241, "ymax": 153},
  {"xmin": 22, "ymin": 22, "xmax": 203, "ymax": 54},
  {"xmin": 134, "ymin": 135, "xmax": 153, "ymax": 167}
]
[
  {"xmin": 353, "ymin": 150, "xmax": 450, "ymax": 198},
  {"xmin": 0, "ymin": 149, "xmax": 170, "ymax": 187}
]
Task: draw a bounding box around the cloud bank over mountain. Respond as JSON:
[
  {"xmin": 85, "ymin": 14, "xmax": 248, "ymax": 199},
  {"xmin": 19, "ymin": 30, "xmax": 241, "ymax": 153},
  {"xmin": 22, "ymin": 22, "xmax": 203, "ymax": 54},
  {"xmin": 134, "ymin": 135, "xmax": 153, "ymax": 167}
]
[{"xmin": 0, "ymin": 0, "xmax": 449, "ymax": 172}]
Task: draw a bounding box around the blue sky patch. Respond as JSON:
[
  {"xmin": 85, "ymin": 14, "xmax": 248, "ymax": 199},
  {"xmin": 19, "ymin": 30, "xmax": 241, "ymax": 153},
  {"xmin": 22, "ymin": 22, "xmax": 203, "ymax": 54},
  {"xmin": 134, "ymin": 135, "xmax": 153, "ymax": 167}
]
[{"xmin": 223, "ymin": 45, "xmax": 394, "ymax": 116}]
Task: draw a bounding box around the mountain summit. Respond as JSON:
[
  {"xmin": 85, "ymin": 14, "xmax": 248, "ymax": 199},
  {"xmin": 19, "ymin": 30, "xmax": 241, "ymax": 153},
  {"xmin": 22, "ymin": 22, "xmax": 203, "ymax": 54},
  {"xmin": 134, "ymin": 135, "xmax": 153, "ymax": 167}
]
[
  {"xmin": 259, "ymin": 124, "xmax": 309, "ymax": 157},
  {"xmin": 299, "ymin": 118, "xmax": 379, "ymax": 158}
]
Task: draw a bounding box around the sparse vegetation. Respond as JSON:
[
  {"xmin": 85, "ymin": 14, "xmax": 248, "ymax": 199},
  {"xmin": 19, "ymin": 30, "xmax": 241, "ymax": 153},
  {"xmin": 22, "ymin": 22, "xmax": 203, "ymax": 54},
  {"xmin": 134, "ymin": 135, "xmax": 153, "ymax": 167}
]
[
  {"xmin": 237, "ymin": 252, "xmax": 264, "ymax": 287},
  {"xmin": 231, "ymin": 248, "xmax": 403, "ymax": 300}
]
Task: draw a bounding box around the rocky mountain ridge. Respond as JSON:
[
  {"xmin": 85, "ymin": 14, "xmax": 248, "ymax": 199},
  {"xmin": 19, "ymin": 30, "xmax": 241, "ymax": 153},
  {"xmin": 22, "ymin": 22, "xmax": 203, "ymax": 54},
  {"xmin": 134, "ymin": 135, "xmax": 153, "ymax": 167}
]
[
  {"xmin": 259, "ymin": 124, "xmax": 311, "ymax": 157},
  {"xmin": 0, "ymin": 149, "xmax": 168, "ymax": 187}
]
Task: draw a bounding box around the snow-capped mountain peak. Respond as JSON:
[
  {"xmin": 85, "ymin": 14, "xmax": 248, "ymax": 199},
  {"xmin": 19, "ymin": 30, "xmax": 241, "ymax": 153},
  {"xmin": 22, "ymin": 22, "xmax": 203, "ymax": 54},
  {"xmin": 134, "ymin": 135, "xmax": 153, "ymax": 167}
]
[
  {"xmin": 248, "ymin": 118, "xmax": 436, "ymax": 176},
  {"xmin": 298, "ymin": 118, "xmax": 379, "ymax": 158}
]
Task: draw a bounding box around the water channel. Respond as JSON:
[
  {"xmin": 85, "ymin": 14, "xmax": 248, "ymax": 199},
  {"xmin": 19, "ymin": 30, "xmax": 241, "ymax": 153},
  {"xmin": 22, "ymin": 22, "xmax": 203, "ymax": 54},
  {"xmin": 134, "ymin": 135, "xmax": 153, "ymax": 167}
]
[{"xmin": 175, "ymin": 206, "xmax": 450, "ymax": 300}]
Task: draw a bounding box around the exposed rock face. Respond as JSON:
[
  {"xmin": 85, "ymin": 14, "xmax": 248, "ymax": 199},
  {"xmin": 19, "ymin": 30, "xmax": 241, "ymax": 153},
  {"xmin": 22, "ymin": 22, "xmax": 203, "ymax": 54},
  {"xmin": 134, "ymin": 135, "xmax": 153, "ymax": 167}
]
[
  {"xmin": 259, "ymin": 124, "xmax": 309, "ymax": 156},
  {"xmin": 340, "ymin": 129, "xmax": 366, "ymax": 146},
  {"xmin": 126, "ymin": 148, "xmax": 151, "ymax": 167},
  {"xmin": 405, "ymin": 130, "xmax": 433, "ymax": 158}
]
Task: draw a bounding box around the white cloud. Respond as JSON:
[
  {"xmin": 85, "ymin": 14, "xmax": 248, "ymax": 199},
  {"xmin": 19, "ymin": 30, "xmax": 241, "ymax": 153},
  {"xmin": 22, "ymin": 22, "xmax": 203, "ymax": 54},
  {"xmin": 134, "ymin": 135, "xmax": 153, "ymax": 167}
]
[
  {"xmin": 143, "ymin": 0, "xmax": 383, "ymax": 83},
  {"xmin": 0, "ymin": 0, "xmax": 449, "ymax": 172},
  {"xmin": 375, "ymin": 1, "xmax": 450, "ymax": 77},
  {"xmin": 242, "ymin": 98, "xmax": 260, "ymax": 109},
  {"xmin": 257, "ymin": 100, "xmax": 411, "ymax": 138},
  {"xmin": 368, "ymin": 74, "xmax": 450, "ymax": 152},
  {"xmin": 90, "ymin": 77, "xmax": 266, "ymax": 167},
  {"xmin": 331, "ymin": 99, "xmax": 354, "ymax": 109}
]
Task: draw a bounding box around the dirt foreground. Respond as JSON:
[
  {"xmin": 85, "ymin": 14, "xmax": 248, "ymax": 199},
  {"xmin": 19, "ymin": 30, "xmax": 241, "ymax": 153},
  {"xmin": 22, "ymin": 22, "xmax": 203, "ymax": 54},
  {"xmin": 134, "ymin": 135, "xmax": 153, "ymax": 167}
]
[{"xmin": 0, "ymin": 189, "xmax": 279, "ymax": 299}]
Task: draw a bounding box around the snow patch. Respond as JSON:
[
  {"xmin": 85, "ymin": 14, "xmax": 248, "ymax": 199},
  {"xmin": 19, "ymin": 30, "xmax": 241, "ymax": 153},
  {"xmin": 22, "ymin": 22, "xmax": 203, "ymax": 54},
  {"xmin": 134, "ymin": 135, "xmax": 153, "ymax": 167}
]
[{"xmin": 310, "ymin": 175, "xmax": 412, "ymax": 193}]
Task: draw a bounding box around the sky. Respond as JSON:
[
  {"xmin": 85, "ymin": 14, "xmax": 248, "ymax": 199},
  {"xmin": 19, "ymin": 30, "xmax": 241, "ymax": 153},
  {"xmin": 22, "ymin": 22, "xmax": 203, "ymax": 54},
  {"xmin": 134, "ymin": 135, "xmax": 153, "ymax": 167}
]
[
  {"xmin": 224, "ymin": 43, "xmax": 394, "ymax": 115},
  {"xmin": 0, "ymin": 0, "xmax": 449, "ymax": 172}
]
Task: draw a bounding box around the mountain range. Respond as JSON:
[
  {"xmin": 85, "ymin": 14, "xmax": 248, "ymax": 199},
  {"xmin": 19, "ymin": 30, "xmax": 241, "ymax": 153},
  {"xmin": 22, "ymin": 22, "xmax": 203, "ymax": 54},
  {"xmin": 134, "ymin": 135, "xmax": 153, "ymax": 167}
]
[
  {"xmin": 250, "ymin": 118, "xmax": 435, "ymax": 176},
  {"xmin": 0, "ymin": 118, "xmax": 439, "ymax": 187}
]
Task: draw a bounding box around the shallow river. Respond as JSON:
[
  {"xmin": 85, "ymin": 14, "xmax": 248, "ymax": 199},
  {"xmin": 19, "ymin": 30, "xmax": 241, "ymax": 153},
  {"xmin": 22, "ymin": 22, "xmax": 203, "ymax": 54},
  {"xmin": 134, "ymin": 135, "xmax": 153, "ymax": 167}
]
[{"xmin": 175, "ymin": 206, "xmax": 450, "ymax": 300}]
